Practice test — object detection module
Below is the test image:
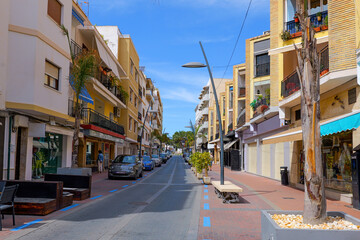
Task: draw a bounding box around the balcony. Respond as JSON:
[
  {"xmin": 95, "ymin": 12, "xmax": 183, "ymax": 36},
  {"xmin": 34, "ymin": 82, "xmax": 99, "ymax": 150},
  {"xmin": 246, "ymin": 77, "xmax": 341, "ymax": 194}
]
[
  {"xmin": 238, "ymin": 87, "xmax": 246, "ymax": 98},
  {"xmin": 96, "ymin": 72, "xmax": 127, "ymax": 105},
  {"xmin": 237, "ymin": 109, "xmax": 246, "ymax": 127},
  {"xmin": 255, "ymin": 63, "xmax": 270, "ymax": 77},
  {"xmin": 71, "ymin": 39, "xmax": 82, "ymax": 58},
  {"xmin": 82, "ymin": 108, "xmax": 125, "ymax": 135},
  {"xmin": 251, "ymin": 96, "xmax": 270, "ymax": 118},
  {"xmin": 281, "ymin": 46, "xmax": 329, "ymax": 99},
  {"xmin": 286, "ymin": 11, "xmax": 328, "ymax": 35}
]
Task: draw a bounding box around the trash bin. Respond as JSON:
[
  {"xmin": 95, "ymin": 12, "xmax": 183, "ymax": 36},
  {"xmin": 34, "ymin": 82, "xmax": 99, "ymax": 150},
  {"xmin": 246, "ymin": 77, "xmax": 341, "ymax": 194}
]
[{"xmin": 280, "ymin": 166, "xmax": 289, "ymax": 186}]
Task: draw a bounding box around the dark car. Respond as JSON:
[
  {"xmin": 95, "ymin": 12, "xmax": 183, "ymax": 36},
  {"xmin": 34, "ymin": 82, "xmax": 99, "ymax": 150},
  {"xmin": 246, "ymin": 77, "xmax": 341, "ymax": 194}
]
[
  {"xmin": 142, "ymin": 156, "xmax": 155, "ymax": 171},
  {"xmin": 160, "ymin": 153, "xmax": 168, "ymax": 164},
  {"xmin": 108, "ymin": 155, "xmax": 143, "ymax": 180}
]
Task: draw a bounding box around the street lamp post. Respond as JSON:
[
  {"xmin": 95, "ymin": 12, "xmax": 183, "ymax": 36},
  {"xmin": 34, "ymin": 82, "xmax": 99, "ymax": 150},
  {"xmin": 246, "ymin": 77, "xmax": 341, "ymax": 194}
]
[
  {"xmin": 138, "ymin": 105, "xmax": 157, "ymax": 162},
  {"xmin": 182, "ymin": 41, "xmax": 224, "ymax": 185}
]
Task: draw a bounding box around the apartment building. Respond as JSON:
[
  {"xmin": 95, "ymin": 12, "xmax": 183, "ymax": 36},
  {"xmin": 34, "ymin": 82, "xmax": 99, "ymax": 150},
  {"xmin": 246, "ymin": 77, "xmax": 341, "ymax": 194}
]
[
  {"xmin": 0, "ymin": 0, "xmax": 75, "ymax": 180},
  {"xmin": 195, "ymin": 83, "xmax": 210, "ymax": 151}
]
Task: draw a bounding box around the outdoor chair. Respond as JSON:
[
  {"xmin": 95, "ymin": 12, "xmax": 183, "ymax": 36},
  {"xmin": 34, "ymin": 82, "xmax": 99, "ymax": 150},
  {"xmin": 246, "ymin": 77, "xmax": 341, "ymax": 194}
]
[{"xmin": 0, "ymin": 185, "xmax": 18, "ymax": 231}]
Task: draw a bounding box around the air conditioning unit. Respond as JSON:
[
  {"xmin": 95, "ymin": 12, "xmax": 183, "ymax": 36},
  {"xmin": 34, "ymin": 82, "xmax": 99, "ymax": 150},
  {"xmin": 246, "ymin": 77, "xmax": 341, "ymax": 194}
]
[{"xmin": 114, "ymin": 107, "xmax": 121, "ymax": 118}]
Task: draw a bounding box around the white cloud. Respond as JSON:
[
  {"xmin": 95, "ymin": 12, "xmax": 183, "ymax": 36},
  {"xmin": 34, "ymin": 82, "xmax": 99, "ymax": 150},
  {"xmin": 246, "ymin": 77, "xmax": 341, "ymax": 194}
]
[{"xmin": 161, "ymin": 87, "xmax": 199, "ymax": 103}]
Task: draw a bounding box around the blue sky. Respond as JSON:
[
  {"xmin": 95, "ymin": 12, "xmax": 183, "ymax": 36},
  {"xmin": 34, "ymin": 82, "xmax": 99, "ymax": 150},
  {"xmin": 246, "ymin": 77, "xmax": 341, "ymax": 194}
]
[{"xmin": 87, "ymin": 0, "xmax": 270, "ymax": 136}]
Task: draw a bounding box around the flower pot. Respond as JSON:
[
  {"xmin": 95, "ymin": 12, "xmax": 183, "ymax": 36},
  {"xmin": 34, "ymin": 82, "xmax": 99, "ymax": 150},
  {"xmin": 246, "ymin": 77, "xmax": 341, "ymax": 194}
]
[
  {"xmin": 291, "ymin": 32, "xmax": 302, "ymax": 38},
  {"xmin": 314, "ymin": 27, "xmax": 321, "ymax": 32},
  {"xmin": 203, "ymin": 176, "xmax": 211, "ymax": 184},
  {"xmin": 197, "ymin": 173, "xmax": 203, "ymax": 179},
  {"xmin": 320, "ymin": 69, "xmax": 329, "ymax": 77},
  {"xmin": 294, "ymin": 17, "xmax": 299, "ymax": 23},
  {"xmin": 261, "ymin": 210, "xmax": 360, "ymax": 240},
  {"xmin": 321, "ymin": 25, "xmax": 328, "ymax": 31}
]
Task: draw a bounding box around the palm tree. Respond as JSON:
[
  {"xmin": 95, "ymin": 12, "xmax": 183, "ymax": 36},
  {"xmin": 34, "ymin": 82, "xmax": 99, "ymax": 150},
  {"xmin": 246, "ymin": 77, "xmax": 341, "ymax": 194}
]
[{"xmin": 61, "ymin": 25, "xmax": 97, "ymax": 167}]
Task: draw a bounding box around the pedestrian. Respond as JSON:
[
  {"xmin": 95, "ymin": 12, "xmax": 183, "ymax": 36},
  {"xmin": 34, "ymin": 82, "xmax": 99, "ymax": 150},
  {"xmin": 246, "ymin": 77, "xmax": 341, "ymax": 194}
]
[{"xmin": 97, "ymin": 150, "xmax": 104, "ymax": 173}]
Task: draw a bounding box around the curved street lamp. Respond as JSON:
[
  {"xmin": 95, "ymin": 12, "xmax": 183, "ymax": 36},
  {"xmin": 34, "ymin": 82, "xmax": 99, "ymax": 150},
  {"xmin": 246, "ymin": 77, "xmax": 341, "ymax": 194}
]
[{"xmin": 182, "ymin": 41, "xmax": 224, "ymax": 185}]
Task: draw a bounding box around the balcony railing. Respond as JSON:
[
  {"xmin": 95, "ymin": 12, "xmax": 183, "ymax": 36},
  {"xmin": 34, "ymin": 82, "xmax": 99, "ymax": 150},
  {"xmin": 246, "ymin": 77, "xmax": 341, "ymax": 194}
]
[
  {"xmin": 96, "ymin": 71, "xmax": 127, "ymax": 104},
  {"xmin": 82, "ymin": 108, "xmax": 125, "ymax": 135},
  {"xmin": 281, "ymin": 46, "xmax": 328, "ymax": 99},
  {"xmin": 238, "ymin": 87, "xmax": 246, "ymax": 98},
  {"xmin": 286, "ymin": 11, "xmax": 328, "ymax": 35},
  {"xmin": 71, "ymin": 40, "xmax": 82, "ymax": 58},
  {"xmin": 255, "ymin": 63, "xmax": 270, "ymax": 77},
  {"xmin": 251, "ymin": 96, "xmax": 270, "ymax": 118},
  {"xmin": 237, "ymin": 110, "xmax": 246, "ymax": 127},
  {"xmin": 281, "ymin": 71, "xmax": 300, "ymax": 98}
]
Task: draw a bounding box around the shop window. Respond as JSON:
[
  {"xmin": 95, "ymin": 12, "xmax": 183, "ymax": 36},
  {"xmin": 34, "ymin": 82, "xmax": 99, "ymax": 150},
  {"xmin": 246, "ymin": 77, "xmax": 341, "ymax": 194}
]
[
  {"xmin": 295, "ymin": 109, "xmax": 301, "ymax": 121},
  {"xmin": 86, "ymin": 142, "xmax": 96, "ymax": 166},
  {"xmin": 45, "ymin": 60, "xmax": 60, "ymax": 90},
  {"xmin": 348, "ymin": 88, "xmax": 356, "ymax": 105},
  {"xmin": 32, "ymin": 133, "xmax": 63, "ymax": 179},
  {"xmin": 48, "ymin": 0, "xmax": 62, "ymax": 25}
]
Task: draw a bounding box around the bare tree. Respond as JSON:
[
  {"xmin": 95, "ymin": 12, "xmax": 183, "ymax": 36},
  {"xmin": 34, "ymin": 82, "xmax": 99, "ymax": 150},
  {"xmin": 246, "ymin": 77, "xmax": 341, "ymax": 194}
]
[{"xmin": 295, "ymin": 0, "xmax": 326, "ymax": 224}]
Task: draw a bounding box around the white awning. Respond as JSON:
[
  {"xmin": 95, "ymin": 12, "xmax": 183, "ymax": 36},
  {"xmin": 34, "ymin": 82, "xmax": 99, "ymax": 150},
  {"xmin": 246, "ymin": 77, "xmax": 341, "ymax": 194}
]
[
  {"xmin": 224, "ymin": 139, "xmax": 239, "ymax": 150},
  {"xmin": 94, "ymin": 36, "xmax": 121, "ymax": 79}
]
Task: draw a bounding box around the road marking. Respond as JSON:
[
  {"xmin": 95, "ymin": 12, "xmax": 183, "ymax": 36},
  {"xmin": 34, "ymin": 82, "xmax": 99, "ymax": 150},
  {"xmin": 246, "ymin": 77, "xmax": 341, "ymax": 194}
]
[
  {"xmin": 122, "ymin": 185, "xmax": 128, "ymax": 188},
  {"xmin": 11, "ymin": 219, "xmax": 43, "ymax": 231},
  {"xmin": 204, "ymin": 203, "xmax": 209, "ymax": 210},
  {"xmin": 90, "ymin": 195, "xmax": 103, "ymax": 200},
  {"xmin": 204, "ymin": 189, "xmax": 208, "ymax": 193},
  {"xmin": 203, "ymin": 217, "xmax": 211, "ymax": 227},
  {"xmin": 204, "ymin": 195, "xmax": 209, "ymax": 200},
  {"xmin": 60, "ymin": 204, "xmax": 80, "ymax": 211},
  {"xmin": 109, "ymin": 189, "xmax": 118, "ymax": 193},
  {"xmin": 204, "ymin": 185, "xmax": 208, "ymax": 188},
  {"xmin": 99, "ymin": 158, "xmax": 178, "ymax": 240}
]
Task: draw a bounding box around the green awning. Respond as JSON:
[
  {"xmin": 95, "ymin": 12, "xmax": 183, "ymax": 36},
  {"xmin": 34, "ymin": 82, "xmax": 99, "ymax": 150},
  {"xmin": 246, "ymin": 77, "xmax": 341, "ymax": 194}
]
[{"xmin": 321, "ymin": 112, "xmax": 360, "ymax": 136}]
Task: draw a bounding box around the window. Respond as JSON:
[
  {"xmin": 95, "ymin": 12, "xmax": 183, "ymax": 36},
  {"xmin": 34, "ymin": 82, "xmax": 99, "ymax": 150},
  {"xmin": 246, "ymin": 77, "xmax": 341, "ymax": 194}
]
[
  {"xmin": 130, "ymin": 60, "xmax": 134, "ymax": 75},
  {"xmin": 286, "ymin": 0, "xmax": 297, "ymax": 22},
  {"xmin": 255, "ymin": 53, "xmax": 270, "ymax": 77},
  {"xmin": 135, "ymin": 96, "xmax": 137, "ymax": 107},
  {"xmin": 130, "ymin": 89, "xmax": 133, "ymax": 103},
  {"xmin": 348, "ymin": 88, "xmax": 357, "ymax": 105},
  {"xmin": 295, "ymin": 109, "xmax": 301, "ymax": 121},
  {"xmin": 135, "ymin": 70, "xmax": 139, "ymax": 82},
  {"xmin": 222, "ymin": 97, "xmax": 226, "ymax": 116},
  {"xmin": 134, "ymin": 122, "xmax": 138, "ymax": 133},
  {"xmin": 229, "ymin": 86, "xmax": 233, "ymax": 109},
  {"xmin": 44, "ymin": 60, "xmax": 60, "ymax": 90},
  {"xmin": 48, "ymin": 0, "xmax": 62, "ymax": 25},
  {"xmin": 129, "ymin": 117, "xmax": 132, "ymax": 131}
]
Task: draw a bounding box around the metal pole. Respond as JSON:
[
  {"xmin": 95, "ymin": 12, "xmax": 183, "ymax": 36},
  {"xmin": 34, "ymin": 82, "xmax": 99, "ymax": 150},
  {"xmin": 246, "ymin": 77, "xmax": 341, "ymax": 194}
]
[
  {"xmin": 139, "ymin": 104, "xmax": 151, "ymax": 162},
  {"xmin": 199, "ymin": 41, "xmax": 224, "ymax": 185}
]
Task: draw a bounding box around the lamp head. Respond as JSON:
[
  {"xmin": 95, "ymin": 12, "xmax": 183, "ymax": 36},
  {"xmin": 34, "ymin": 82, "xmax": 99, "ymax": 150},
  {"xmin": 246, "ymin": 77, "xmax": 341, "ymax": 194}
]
[{"xmin": 182, "ymin": 62, "xmax": 207, "ymax": 68}]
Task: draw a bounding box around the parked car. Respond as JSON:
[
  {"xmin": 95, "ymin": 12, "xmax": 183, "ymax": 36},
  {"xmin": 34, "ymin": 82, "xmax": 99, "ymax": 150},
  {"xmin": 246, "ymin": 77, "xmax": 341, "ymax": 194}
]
[
  {"xmin": 142, "ymin": 156, "xmax": 155, "ymax": 171},
  {"xmin": 151, "ymin": 154, "xmax": 162, "ymax": 167},
  {"xmin": 108, "ymin": 155, "xmax": 143, "ymax": 180},
  {"xmin": 183, "ymin": 153, "xmax": 190, "ymax": 163},
  {"xmin": 160, "ymin": 153, "xmax": 168, "ymax": 164}
]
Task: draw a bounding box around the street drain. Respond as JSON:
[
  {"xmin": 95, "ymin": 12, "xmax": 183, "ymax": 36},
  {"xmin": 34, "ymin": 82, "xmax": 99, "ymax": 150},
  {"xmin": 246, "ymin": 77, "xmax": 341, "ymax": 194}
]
[
  {"xmin": 129, "ymin": 202, "xmax": 148, "ymax": 205},
  {"xmin": 283, "ymin": 197, "xmax": 295, "ymax": 199}
]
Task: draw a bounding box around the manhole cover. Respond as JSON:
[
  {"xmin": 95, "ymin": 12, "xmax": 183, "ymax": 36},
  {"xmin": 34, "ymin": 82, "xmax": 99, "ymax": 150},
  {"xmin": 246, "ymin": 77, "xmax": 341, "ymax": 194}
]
[
  {"xmin": 283, "ymin": 197, "xmax": 295, "ymax": 200},
  {"xmin": 129, "ymin": 202, "xmax": 148, "ymax": 205}
]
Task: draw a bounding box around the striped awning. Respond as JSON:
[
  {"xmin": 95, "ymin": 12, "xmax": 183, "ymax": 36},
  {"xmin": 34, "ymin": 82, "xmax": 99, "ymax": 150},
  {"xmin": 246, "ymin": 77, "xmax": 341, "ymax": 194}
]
[
  {"xmin": 69, "ymin": 76, "xmax": 94, "ymax": 104},
  {"xmin": 321, "ymin": 112, "xmax": 360, "ymax": 136}
]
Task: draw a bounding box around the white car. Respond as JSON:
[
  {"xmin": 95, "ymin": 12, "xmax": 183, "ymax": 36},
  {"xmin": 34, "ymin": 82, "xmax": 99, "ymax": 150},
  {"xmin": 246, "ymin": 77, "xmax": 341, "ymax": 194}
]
[{"xmin": 151, "ymin": 154, "xmax": 162, "ymax": 167}]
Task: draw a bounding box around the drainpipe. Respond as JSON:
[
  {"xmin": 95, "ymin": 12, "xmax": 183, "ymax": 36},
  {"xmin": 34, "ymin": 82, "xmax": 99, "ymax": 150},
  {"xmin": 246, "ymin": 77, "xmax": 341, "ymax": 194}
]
[{"xmin": 7, "ymin": 115, "xmax": 13, "ymax": 180}]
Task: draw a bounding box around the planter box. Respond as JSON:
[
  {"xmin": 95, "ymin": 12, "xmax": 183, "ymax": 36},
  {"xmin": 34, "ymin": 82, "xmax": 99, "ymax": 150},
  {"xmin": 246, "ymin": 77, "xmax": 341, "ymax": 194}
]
[
  {"xmin": 261, "ymin": 210, "xmax": 360, "ymax": 240},
  {"xmin": 197, "ymin": 173, "xmax": 203, "ymax": 179},
  {"xmin": 203, "ymin": 176, "xmax": 211, "ymax": 184}
]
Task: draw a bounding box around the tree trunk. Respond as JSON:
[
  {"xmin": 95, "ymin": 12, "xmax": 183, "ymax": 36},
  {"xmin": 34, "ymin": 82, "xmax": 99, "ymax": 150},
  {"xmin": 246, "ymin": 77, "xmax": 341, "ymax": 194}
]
[
  {"xmin": 295, "ymin": 0, "xmax": 326, "ymax": 224},
  {"xmin": 72, "ymin": 99, "xmax": 81, "ymax": 168}
]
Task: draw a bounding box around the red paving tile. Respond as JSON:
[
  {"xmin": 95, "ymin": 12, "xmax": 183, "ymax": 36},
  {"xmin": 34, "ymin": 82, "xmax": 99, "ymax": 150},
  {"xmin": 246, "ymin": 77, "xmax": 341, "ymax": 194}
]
[{"xmin": 197, "ymin": 164, "xmax": 360, "ymax": 240}]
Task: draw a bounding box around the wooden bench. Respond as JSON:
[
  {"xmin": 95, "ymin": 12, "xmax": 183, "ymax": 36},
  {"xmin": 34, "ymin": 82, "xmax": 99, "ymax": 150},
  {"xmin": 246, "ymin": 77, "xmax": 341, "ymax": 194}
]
[
  {"xmin": 44, "ymin": 174, "xmax": 92, "ymax": 201},
  {"xmin": 212, "ymin": 181, "xmax": 243, "ymax": 204},
  {"xmin": 5, "ymin": 180, "xmax": 73, "ymax": 215}
]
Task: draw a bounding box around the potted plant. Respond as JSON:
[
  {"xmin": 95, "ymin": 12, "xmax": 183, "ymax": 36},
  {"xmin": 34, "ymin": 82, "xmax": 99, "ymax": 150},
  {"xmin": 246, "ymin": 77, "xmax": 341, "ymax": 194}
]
[
  {"xmin": 316, "ymin": 12, "xmax": 322, "ymax": 22},
  {"xmin": 201, "ymin": 152, "xmax": 212, "ymax": 184},
  {"xmin": 250, "ymin": 99, "xmax": 257, "ymax": 112},
  {"xmin": 321, "ymin": 15, "xmax": 328, "ymax": 31},
  {"xmin": 294, "ymin": 14, "xmax": 299, "ymax": 23},
  {"xmin": 280, "ymin": 30, "xmax": 291, "ymax": 41}
]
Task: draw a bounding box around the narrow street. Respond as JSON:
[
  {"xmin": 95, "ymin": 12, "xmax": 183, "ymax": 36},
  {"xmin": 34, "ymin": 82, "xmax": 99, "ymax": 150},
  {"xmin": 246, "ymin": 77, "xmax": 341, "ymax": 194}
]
[{"xmin": 7, "ymin": 156, "xmax": 202, "ymax": 240}]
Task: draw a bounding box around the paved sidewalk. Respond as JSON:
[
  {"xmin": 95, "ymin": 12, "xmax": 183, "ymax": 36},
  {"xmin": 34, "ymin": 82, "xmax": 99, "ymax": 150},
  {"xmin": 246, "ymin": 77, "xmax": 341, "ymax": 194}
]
[
  {"xmin": 0, "ymin": 169, "xmax": 157, "ymax": 239},
  {"xmin": 197, "ymin": 164, "xmax": 360, "ymax": 240}
]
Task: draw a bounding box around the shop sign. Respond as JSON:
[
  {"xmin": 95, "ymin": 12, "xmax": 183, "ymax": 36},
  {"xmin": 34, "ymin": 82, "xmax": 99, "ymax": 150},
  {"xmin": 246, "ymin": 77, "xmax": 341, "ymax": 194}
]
[
  {"xmin": 28, "ymin": 123, "xmax": 46, "ymax": 137},
  {"xmin": 83, "ymin": 129, "xmax": 124, "ymax": 143}
]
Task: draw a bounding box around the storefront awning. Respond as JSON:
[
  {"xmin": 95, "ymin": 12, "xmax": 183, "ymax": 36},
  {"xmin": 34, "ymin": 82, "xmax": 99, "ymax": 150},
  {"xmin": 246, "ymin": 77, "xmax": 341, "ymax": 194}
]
[
  {"xmin": 69, "ymin": 76, "xmax": 94, "ymax": 104},
  {"xmin": 263, "ymin": 111, "xmax": 360, "ymax": 145},
  {"xmin": 224, "ymin": 139, "xmax": 239, "ymax": 150},
  {"xmin": 321, "ymin": 112, "xmax": 360, "ymax": 136}
]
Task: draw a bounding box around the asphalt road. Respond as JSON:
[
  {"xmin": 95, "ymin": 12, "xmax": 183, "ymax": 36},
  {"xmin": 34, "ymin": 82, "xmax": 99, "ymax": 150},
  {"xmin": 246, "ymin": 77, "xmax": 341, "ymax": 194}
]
[{"xmin": 9, "ymin": 156, "xmax": 202, "ymax": 240}]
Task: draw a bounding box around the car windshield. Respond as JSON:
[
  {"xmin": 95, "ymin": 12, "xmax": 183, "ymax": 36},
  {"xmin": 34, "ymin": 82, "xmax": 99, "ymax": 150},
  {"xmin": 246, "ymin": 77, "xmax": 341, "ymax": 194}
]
[
  {"xmin": 113, "ymin": 155, "xmax": 136, "ymax": 164},
  {"xmin": 152, "ymin": 155, "xmax": 159, "ymax": 158},
  {"xmin": 143, "ymin": 156, "xmax": 150, "ymax": 161}
]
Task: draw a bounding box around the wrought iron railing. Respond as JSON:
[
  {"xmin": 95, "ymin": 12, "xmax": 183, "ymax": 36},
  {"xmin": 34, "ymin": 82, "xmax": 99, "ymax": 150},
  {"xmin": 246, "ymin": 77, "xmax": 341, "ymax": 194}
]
[
  {"xmin": 71, "ymin": 39, "xmax": 82, "ymax": 58},
  {"xmin": 82, "ymin": 108, "xmax": 125, "ymax": 135},
  {"xmin": 96, "ymin": 71, "xmax": 127, "ymax": 104},
  {"xmin": 286, "ymin": 11, "xmax": 328, "ymax": 34},
  {"xmin": 238, "ymin": 87, "xmax": 246, "ymax": 98},
  {"xmin": 281, "ymin": 71, "xmax": 300, "ymax": 98},
  {"xmin": 255, "ymin": 63, "xmax": 270, "ymax": 77},
  {"xmin": 320, "ymin": 46, "xmax": 329, "ymax": 75}
]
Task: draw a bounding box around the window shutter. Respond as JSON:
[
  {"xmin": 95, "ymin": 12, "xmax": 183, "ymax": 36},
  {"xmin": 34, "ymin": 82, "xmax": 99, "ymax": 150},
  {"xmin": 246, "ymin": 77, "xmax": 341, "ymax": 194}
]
[{"xmin": 48, "ymin": 0, "xmax": 61, "ymax": 25}]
